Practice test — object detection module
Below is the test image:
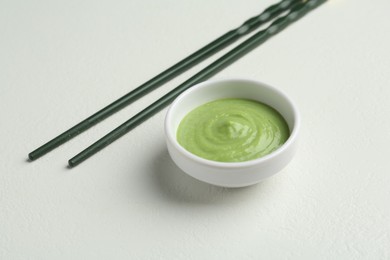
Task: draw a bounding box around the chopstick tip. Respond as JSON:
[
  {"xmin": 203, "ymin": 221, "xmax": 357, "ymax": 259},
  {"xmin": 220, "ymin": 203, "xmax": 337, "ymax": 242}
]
[
  {"xmin": 68, "ymin": 159, "xmax": 76, "ymax": 168},
  {"xmin": 28, "ymin": 152, "xmax": 35, "ymax": 161}
]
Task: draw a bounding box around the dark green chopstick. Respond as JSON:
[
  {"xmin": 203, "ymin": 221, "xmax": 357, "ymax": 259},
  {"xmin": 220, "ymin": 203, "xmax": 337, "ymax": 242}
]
[
  {"xmin": 28, "ymin": 0, "xmax": 299, "ymax": 161},
  {"xmin": 68, "ymin": 0, "xmax": 327, "ymax": 167}
]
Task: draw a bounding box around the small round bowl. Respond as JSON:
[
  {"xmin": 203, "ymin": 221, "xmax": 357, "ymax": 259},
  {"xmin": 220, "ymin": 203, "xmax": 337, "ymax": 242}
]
[{"xmin": 164, "ymin": 79, "xmax": 300, "ymax": 187}]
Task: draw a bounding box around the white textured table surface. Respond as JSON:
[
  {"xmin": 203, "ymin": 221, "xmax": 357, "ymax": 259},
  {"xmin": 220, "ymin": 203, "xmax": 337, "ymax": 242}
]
[{"xmin": 1, "ymin": 0, "xmax": 390, "ymax": 259}]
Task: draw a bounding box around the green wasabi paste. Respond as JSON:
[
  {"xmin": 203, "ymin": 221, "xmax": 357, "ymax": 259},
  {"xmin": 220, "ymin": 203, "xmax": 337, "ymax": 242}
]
[{"xmin": 177, "ymin": 98, "xmax": 290, "ymax": 162}]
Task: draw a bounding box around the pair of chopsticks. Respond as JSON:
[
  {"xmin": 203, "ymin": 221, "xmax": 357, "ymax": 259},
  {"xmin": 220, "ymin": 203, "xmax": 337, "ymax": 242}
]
[{"xmin": 28, "ymin": 0, "xmax": 326, "ymax": 167}]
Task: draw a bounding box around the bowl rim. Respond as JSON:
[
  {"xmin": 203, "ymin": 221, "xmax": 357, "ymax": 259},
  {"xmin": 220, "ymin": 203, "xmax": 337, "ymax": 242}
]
[{"xmin": 164, "ymin": 78, "xmax": 300, "ymax": 169}]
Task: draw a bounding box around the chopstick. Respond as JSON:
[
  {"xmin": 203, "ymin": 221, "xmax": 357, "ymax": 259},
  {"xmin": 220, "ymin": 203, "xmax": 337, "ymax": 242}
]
[
  {"xmin": 28, "ymin": 0, "xmax": 299, "ymax": 161},
  {"xmin": 68, "ymin": 0, "xmax": 326, "ymax": 167}
]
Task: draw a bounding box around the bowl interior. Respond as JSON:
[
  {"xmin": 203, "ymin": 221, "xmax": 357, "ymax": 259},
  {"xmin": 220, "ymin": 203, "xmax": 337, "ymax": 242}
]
[{"xmin": 167, "ymin": 79, "xmax": 297, "ymax": 141}]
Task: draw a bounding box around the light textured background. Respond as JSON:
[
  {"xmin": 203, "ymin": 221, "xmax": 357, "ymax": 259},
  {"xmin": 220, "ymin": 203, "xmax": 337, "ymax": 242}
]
[{"xmin": 1, "ymin": 0, "xmax": 390, "ymax": 259}]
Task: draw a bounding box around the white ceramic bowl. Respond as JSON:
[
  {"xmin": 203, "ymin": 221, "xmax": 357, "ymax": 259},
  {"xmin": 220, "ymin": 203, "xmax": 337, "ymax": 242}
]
[{"xmin": 164, "ymin": 79, "xmax": 300, "ymax": 187}]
